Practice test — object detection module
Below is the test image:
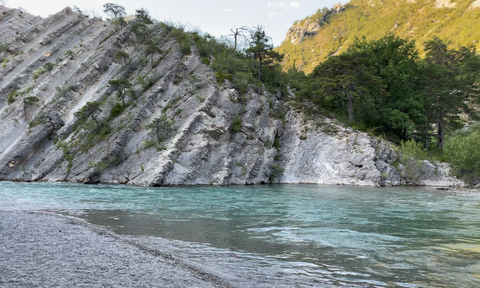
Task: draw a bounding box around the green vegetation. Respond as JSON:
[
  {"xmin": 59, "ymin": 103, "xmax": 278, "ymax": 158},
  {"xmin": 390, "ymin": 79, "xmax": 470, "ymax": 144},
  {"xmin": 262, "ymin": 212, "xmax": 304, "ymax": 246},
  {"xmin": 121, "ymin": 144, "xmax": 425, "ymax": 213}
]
[
  {"xmin": 7, "ymin": 90, "xmax": 19, "ymax": 104},
  {"xmin": 32, "ymin": 67, "xmax": 46, "ymax": 80},
  {"xmin": 277, "ymin": 0, "xmax": 480, "ymax": 73},
  {"xmin": 230, "ymin": 117, "xmax": 243, "ymax": 134},
  {"xmin": 297, "ymin": 35, "xmax": 480, "ymax": 151},
  {"xmin": 268, "ymin": 164, "xmax": 285, "ymax": 183},
  {"xmin": 444, "ymin": 124, "xmax": 480, "ymax": 184},
  {"xmin": 146, "ymin": 116, "xmax": 175, "ymax": 148}
]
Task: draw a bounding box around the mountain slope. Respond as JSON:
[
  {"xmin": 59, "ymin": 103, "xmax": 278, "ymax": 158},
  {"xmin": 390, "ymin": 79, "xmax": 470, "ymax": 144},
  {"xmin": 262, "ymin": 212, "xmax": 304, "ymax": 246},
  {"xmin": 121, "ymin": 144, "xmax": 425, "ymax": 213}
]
[{"xmin": 277, "ymin": 0, "xmax": 480, "ymax": 73}]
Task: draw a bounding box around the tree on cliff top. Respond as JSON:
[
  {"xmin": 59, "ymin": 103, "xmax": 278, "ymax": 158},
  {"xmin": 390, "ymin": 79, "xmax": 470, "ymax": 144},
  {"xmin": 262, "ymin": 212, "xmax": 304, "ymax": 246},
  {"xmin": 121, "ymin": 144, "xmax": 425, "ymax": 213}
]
[
  {"xmin": 246, "ymin": 26, "xmax": 283, "ymax": 81},
  {"xmin": 102, "ymin": 3, "xmax": 126, "ymax": 19}
]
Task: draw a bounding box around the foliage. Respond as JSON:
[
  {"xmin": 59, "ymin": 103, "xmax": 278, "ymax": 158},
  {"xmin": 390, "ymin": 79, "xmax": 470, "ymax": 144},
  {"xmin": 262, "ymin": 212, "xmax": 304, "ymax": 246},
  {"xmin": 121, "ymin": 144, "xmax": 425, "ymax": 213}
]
[
  {"xmin": 277, "ymin": 0, "xmax": 480, "ymax": 74},
  {"xmin": 298, "ymin": 35, "xmax": 480, "ymax": 149},
  {"xmin": 74, "ymin": 101, "xmax": 103, "ymax": 125},
  {"xmin": 114, "ymin": 50, "xmax": 129, "ymax": 64},
  {"xmin": 268, "ymin": 164, "xmax": 285, "ymax": 183},
  {"xmin": 246, "ymin": 26, "xmax": 284, "ymax": 82},
  {"xmin": 0, "ymin": 42, "xmax": 8, "ymax": 53},
  {"xmin": 135, "ymin": 8, "xmax": 153, "ymax": 24},
  {"xmin": 32, "ymin": 67, "xmax": 46, "ymax": 80},
  {"xmin": 108, "ymin": 79, "xmax": 131, "ymax": 106},
  {"xmin": 102, "ymin": 3, "xmax": 126, "ymax": 19},
  {"xmin": 7, "ymin": 90, "xmax": 19, "ymax": 105},
  {"xmin": 146, "ymin": 116, "xmax": 175, "ymax": 145},
  {"xmin": 44, "ymin": 62, "xmax": 54, "ymax": 72},
  {"xmin": 444, "ymin": 128, "xmax": 480, "ymax": 184},
  {"xmin": 109, "ymin": 102, "xmax": 125, "ymax": 119},
  {"xmin": 230, "ymin": 117, "xmax": 242, "ymax": 134}
]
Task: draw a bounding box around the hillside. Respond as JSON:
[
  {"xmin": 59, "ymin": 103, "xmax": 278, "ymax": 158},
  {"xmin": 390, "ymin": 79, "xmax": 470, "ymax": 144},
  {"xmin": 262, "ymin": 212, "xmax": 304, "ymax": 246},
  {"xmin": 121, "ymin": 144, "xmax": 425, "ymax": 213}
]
[{"xmin": 277, "ymin": 0, "xmax": 480, "ymax": 73}]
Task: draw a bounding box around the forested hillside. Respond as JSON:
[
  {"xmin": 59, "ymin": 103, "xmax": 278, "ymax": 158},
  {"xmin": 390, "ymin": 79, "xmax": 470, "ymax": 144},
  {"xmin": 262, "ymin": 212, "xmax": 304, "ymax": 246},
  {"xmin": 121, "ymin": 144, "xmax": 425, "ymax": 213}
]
[{"xmin": 277, "ymin": 0, "xmax": 480, "ymax": 73}]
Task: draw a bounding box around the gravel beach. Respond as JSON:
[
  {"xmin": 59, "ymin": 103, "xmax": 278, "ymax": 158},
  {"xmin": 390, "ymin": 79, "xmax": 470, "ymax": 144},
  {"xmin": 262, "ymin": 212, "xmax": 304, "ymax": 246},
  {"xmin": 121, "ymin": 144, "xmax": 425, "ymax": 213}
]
[{"xmin": 0, "ymin": 211, "xmax": 232, "ymax": 288}]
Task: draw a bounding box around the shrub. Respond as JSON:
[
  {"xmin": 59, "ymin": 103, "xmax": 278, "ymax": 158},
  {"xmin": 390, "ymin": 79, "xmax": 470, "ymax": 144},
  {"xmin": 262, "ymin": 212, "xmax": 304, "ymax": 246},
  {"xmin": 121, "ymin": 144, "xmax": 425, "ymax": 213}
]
[
  {"xmin": 444, "ymin": 131, "xmax": 480, "ymax": 184},
  {"xmin": 32, "ymin": 67, "xmax": 46, "ymax": 80},
  {"xmin": 268, "ymin": 164, "xmax": 285, "ymax": 183},
  {"xmin": 230, "ymin": 117, "xmax": 242, "ymax": 134},
  {"xmin": 146, "ymin": 116, "xmax": 175, "ymax": 144},
  {"xmin": 109, "ymin": 102, "xmax": 125, "ymax": 119},
  {"xmin": 44, "ymin": 62, "xmax": 54, "ymax": 72},
  {"xmin": 7, "ymin": 90, "xmax": 19, "ymax": 104}
]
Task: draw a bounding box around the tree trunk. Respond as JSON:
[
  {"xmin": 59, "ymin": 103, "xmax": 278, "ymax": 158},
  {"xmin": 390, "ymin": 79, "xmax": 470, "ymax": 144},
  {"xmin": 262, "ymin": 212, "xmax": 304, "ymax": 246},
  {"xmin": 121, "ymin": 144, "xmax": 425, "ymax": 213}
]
[
  {"xmin": 258, "ymin": 54, "xmax": 262, "ymax": 81},
  {"xmin": 347, "ymin": 93, "xmax": 354, "ymax": 123},
  {"xmin": 425, "ymin": 119, "xmax": 429, "ymax": 152},
  {"xmin": 437, "ymin": 109, "xmax": 445, "ymax": 150}
]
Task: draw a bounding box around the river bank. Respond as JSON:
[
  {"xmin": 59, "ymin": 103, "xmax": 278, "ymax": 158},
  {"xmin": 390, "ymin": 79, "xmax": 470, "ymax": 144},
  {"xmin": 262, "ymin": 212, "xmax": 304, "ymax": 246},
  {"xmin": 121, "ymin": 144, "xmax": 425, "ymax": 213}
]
[{"xmin": 0, "ymin": 211, "xmax": 232, "ymax": 288}]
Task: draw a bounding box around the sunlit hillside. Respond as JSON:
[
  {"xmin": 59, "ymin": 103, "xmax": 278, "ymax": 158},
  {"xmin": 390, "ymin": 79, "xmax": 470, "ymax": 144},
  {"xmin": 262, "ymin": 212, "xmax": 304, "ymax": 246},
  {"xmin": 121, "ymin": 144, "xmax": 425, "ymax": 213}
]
[{"xmin": 277, "ymin": 0, "xmax": 480, "ymax": 73}]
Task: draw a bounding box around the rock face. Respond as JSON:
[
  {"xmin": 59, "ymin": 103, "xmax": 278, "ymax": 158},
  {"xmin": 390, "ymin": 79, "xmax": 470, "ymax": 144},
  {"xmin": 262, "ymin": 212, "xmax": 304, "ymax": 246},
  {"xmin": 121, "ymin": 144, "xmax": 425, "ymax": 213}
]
[
  {"xmin": 0, "ymin": 6, "xmax": 462, "ymax": 187},
  {"xmin": 284, "ymin": 4, "xmax": 343, "ymax": 44}
]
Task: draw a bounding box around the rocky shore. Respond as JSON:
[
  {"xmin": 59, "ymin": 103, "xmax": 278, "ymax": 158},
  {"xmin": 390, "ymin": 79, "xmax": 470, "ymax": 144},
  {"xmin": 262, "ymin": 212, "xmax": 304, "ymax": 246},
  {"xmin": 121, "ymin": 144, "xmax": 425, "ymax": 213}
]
[{"xmin": 0, "ymin": 211, "xmax": 232, "ymax": 288}]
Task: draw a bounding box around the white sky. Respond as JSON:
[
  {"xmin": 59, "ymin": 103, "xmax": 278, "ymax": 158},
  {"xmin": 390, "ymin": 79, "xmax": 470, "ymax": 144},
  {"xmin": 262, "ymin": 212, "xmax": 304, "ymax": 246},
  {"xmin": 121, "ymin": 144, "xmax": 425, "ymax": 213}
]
[{"xmin": 9, "ymin": 0, "xmax": 347, "ymax": 46}]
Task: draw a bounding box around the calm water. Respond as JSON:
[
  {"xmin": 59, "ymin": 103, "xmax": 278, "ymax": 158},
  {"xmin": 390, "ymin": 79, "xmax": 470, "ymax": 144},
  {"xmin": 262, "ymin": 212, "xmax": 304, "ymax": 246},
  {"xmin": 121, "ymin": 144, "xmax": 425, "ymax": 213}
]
[{"xmin": 1, "ymin": 182, "xmax": 479, "ymax": 287}]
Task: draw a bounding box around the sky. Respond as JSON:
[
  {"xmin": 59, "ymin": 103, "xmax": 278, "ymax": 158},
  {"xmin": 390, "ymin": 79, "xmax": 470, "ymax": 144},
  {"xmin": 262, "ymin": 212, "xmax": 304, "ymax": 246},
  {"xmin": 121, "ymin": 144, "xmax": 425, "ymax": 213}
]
[{"xmin": 10, "ymin": 0, "xmax": 348, "ymax": 46}]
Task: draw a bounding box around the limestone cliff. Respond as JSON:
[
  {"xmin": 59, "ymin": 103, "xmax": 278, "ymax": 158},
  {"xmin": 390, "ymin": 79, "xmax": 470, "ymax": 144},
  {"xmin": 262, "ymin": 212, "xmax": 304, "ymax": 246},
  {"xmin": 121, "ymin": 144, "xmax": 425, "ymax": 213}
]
[{"xmin": 0, "ymin": 6, "xmax": 461, "ymax": 187}]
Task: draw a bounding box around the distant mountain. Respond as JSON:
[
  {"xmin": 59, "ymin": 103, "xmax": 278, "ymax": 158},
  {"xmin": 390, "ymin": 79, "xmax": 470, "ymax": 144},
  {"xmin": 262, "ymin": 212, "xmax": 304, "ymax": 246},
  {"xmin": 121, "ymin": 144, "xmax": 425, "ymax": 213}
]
[{"xmin": 277, "ymin": 0, "xmax": 480, "ymax": 73}]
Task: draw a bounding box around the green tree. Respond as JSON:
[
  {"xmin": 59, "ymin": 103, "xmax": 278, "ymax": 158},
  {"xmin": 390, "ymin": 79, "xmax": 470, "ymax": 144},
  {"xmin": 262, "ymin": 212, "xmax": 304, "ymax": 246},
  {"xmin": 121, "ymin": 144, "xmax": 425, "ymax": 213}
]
[
  {"xmin": 102, "ymin": 3, "xmax": 126, "ymax": 19},
  {"xmin": 146, "ymin": 116, "xmax": 174, "ymax": 144},
  {"xmin": 75, "ymin": 101, "xmax": 103, "ymax": 125},
  {"xmin": 145, "ymin": 41, "xmax": 162, "ymax": 68},
  {"xmin": 114, "ymin": 50, "xmax": 129, "ymax": 65},
  {"xmin": 246, "ymin": 26, "xmax": 283, "ymax": 81},
  {"xmin": 135, "ymin": 8, "xmax": 153, "ymax": 24},
  {"xmin": 422, "ymin": 37, "xmax": 479, "ymax": 149}
]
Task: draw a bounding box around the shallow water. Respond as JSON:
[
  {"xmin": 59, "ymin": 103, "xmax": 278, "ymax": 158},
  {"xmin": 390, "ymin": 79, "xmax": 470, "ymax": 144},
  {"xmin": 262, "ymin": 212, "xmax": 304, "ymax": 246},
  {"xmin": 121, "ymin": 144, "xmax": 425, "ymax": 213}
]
[{"xmin": 1, "ymin": 182, "xmax": 479, "ymax": 287}]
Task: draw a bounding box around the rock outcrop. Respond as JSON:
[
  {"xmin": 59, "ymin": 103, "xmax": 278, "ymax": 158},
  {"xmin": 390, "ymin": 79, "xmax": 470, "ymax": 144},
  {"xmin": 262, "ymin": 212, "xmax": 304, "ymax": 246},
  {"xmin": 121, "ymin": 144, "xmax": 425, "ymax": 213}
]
[
  {"xmin": 284, "ymin": 4, "xmax": 343, "ymax": 44},
  {"xmin": 0, "ymin": 6, "xmax": 463, "ymax": 187}
]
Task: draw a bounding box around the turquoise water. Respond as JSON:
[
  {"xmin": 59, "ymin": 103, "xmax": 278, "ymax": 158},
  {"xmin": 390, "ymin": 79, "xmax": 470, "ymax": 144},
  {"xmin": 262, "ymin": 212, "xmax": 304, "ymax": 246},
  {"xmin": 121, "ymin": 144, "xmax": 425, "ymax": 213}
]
[{"xmin": 1, "ymin": 182, "xmax": 479, "ymax": 287}]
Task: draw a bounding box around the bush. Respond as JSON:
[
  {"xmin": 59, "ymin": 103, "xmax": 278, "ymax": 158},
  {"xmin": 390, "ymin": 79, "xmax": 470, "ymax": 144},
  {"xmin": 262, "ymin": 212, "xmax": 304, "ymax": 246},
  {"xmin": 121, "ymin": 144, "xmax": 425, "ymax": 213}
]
[
  {"xmin": 268, "ymin": 164, "xmax": 285, "ymax": 183},
  {"xmin": 44, "ymin": 62, "xmax": 54, "ymax": 72},
  {"xmin": 109, "ymin": 102, "xmax": 125, "ymax": 119},
  {"xmin": 7, "ymin": 90, "xmax": 19, "ymax": 105},
  {"xmin": 32, "ymin": 67, "xmax": 46, "ymax": 80},
  {"xmin": 444, "ymin": 131, "xmax": 480, "ymax": 184},
  {"xmin": 230, "ymin": 117, "xmax": 242, "ymax": 134}
]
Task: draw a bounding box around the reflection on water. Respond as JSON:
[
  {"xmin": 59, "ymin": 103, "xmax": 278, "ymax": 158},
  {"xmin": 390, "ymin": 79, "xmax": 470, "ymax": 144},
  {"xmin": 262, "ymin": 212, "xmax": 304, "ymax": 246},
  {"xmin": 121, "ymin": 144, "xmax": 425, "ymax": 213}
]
[{"xmin": 1, "ymin": 182, "xmax": 479, "ymax": 287}]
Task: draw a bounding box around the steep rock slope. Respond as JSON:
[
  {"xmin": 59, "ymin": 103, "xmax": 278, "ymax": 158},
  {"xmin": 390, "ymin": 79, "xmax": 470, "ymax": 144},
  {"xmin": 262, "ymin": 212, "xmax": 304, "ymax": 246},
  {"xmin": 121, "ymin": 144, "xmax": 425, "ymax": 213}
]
[
  {"xmin": 277, "ymin": 0, "xmax": 480, "ymax": 73},
  {"xmin": 0, "ymin": 6, "xmax": 461, "ymax": 187}
]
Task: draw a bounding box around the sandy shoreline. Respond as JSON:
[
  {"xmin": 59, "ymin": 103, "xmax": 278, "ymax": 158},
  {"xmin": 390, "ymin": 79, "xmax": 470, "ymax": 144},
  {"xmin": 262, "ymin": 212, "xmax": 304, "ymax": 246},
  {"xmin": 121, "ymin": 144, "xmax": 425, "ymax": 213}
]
[{"xmin": 0, "ymin": 211, "xmax": 233, "ymax": 288}]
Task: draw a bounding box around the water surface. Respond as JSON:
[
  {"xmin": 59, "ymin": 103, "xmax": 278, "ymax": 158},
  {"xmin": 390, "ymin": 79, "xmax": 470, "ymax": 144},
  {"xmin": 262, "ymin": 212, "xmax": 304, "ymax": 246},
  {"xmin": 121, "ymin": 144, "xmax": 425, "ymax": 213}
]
[{"xmin": 1, "ymin": 182, "xmax": 479, "ymax": 287}]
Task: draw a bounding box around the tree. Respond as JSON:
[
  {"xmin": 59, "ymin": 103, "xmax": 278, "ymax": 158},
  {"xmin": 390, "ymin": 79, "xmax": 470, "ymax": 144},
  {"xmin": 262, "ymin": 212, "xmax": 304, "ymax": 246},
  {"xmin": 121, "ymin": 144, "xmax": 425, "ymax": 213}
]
[
  {"xmin": 422, "ymin": 37, "xmax": 479, "ymax": 149},
  {"xmin": 145, "ymin": 41, "xmax": 162, "ymax": 68},
  {"xmin": 130, "ymin": 22, "xmax": 150, "ymax": 42},
  {"xmin": 246, "ymin": 26, "xmax": 283, "ymax": 81},
  {"xmin": 102, "ymin": 3, "xmax": 126, "ymax": 19},
  {"xmin": 114, "ymin": 50, "xmax": 130, "ymax": 65},
  {"xmin": 146, "ymin": 116, "xmax": 174, "ymax": 144},
  {"xmin": 74, "ymin": 101, "xmax": 103, "ymax": 125},
  {"xmin": 135, "ymin": 8, "xmax": 153, "ymax": 24},
  {"xmin": 108, "ymin": 79, "xmax": 131, "ymax": 107},
  {"xmin": 229, "ymin": 26, "xmax": 248, "ymax": 51},
  {"xmin": 310, "ymin": 53, "xmax": 384, "ymax": 124}
]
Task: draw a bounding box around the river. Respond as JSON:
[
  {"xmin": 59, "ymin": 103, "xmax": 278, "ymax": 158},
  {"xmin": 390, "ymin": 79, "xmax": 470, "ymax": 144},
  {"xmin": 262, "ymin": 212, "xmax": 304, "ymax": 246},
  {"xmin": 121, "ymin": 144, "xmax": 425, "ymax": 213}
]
[{"xmin": 1, "ymin": 182, "xmax": 479, "ymax": 287}]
